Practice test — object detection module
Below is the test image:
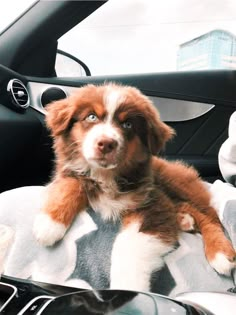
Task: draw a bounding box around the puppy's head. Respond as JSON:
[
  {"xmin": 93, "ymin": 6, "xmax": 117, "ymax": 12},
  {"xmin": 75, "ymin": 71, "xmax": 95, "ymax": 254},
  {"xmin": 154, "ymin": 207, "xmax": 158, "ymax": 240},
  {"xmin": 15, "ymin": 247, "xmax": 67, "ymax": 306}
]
[{"xmin": 46, "ymin": 84, "xmax": 174, "ymax": 173}]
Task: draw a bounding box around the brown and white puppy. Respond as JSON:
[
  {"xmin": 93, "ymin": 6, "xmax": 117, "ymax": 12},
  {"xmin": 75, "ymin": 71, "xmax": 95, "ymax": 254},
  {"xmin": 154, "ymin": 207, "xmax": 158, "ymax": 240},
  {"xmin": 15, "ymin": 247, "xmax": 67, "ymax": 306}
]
[{"xmin": 33, "ymin": 83, "xmax": 236, "ymax": 291}]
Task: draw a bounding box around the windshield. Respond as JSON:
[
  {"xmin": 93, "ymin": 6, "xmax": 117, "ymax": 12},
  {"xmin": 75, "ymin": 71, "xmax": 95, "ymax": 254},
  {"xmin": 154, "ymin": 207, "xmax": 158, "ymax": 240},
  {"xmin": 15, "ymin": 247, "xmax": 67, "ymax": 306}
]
[{"xmin": 0, "ymin": 0, "xmax": 35, "ymax": 34}]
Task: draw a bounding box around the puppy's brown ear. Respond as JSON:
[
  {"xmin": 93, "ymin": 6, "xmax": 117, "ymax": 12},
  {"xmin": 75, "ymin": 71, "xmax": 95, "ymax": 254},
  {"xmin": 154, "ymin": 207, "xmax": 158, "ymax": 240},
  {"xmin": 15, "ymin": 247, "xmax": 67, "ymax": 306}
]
[
  {"xmin": 46, "ymin": 98, "xmax": 75, "ymax": 137},
  {"xmin": 146, "ymin": 104, "xmax": 175, "ymax": 155}
]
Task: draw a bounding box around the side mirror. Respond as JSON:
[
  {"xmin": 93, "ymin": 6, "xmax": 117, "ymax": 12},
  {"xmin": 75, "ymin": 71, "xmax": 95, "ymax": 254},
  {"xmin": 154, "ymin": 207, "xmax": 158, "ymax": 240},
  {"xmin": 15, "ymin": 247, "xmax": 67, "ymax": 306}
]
[{"xmin": 55, "ymin": 49, "xmax": 91, "ymax": 77}]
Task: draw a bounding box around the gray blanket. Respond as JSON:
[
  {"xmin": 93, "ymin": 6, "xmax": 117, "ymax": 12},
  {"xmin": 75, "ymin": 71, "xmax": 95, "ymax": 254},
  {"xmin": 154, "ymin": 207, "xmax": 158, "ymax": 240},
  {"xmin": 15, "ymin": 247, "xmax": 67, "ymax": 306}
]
[{"xmin": 0, "ymin": 181, "xmax": 235, "ymax": 297}]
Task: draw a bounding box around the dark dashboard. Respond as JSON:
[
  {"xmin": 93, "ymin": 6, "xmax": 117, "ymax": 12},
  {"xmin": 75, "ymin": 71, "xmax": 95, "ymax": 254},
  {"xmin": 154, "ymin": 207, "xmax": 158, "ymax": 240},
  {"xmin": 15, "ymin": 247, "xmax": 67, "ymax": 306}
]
[
  {"xmin": 0, "ymin": 275, "xmax": 207, "ymax": 314},
  {"xmin": 0, "ymin": 65, "xmax": 53, "ymax": 192}
]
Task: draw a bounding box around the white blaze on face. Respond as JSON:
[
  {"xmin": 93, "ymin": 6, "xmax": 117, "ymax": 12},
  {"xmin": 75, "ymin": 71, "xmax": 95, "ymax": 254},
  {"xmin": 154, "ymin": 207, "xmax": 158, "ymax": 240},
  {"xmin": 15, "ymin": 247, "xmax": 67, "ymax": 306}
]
[
  {"xmin": 82, "ymin": 123, "xmax": 122, "ymax": 168},
  {"xmin": 103, "ymin": 85, "xmax": 125, "ymax": 123},
  {"xmin": 82, "ymin": 86, "xmax": 126, "ymax": 168}
]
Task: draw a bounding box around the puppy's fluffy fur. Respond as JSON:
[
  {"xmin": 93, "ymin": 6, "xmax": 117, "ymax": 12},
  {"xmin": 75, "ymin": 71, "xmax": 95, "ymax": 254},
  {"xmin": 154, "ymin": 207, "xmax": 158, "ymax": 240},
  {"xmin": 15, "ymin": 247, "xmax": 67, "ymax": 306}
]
[{"xmin": 34, "ymin": 83, "xmax": 235, "ymax": 291}]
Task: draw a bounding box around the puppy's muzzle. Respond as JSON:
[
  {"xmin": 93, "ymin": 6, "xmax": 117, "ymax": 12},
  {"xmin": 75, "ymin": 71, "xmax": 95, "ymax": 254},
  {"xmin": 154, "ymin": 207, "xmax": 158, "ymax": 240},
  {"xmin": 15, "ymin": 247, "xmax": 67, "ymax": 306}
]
[{"xmin": 96, "ymin": 137, "xmax": 118, "ymax": 155}]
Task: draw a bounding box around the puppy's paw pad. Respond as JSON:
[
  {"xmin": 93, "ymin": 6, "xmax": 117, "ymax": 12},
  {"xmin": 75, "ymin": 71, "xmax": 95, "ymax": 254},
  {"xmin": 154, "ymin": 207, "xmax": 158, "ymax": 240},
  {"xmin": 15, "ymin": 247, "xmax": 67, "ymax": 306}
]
[
  {"xmin": 177, "ymin": 213, "xmax": 195, "ymax": 231},
  {"xmin": 209, "ymin": 252, "xmax": 236, "ymax": 276},
  {"xmin": 33, "ymin": 213, "xmax": 67, "ymax": 246}
]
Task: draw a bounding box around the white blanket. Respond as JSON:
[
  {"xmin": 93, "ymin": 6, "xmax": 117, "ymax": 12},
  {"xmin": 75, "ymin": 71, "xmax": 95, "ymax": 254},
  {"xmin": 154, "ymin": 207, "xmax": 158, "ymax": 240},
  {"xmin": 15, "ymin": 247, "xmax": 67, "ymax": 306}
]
[{"xmin": 0, "ymin": 181, "xmax": 235, "ymax": 297}]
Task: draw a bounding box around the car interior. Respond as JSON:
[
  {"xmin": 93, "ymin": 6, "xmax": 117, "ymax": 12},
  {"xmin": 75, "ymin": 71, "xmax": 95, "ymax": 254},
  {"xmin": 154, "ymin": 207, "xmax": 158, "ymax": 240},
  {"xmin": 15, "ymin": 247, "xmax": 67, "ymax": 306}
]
[
  {"xmin": 1, "ymin": 1, "xmax": 236, "ymax": 195},
  {"xmin": 0, "ymin": 1, "xmax": 236, "ymax": 314}
]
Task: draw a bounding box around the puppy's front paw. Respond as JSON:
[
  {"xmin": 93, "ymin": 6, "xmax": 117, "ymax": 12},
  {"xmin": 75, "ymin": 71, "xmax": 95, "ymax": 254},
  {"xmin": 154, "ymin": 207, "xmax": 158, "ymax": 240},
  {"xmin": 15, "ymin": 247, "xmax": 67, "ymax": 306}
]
[
  {"xmin": 33, "ymin": 213, "xmax": 67, "ymax": 246},
  {"xmin": 209, "ymin": 252, "xmax": 236, "ymax": 275}
]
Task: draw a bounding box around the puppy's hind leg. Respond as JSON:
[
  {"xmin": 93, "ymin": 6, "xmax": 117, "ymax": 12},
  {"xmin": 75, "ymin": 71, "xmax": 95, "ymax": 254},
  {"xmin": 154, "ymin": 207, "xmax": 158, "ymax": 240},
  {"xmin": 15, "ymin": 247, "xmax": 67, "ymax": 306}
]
[
  {"xmin": 196, "ymin": 207, "xmax": 236, "ymax": 275},
  {"xmin": 33, "ymin": 176, "xmax": 88, "ymax": 246},
  {"xmin": 180, "ymin": 203, "xmax": 236, "ymax": 275},
  {"xmin": 110, "ymin": 218, "xmax": 175, "ymax": 292}
]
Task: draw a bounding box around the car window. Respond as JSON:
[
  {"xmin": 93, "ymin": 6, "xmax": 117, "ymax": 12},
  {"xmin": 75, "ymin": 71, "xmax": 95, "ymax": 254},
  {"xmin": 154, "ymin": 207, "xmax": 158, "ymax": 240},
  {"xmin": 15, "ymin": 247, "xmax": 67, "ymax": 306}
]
[{"xmin": 58, "ymin": 0, "xmax": 236, "ymax": 76}]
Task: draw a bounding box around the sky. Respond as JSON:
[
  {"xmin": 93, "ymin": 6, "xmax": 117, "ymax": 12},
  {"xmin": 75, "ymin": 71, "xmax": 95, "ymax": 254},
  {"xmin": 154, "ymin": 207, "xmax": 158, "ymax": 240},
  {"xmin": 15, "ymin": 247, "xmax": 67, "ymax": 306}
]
[{"xmin": 1, "ymin": 0, "xmax": 236, "ymax": 75}]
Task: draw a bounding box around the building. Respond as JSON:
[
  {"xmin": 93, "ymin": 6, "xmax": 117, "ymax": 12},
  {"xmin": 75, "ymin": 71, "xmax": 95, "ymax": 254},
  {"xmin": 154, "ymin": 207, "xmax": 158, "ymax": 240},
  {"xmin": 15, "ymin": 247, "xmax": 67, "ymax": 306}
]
[{"xmin": 177, "ymin": 29, "xmax": 236, "ymax": 71}]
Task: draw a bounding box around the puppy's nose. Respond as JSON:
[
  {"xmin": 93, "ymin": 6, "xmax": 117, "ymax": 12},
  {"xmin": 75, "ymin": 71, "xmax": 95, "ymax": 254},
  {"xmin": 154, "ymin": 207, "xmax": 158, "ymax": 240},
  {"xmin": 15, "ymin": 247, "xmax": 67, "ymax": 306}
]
[{"xmin": 96, "ymin": 137, "xmax": 118, "ymax": 154}]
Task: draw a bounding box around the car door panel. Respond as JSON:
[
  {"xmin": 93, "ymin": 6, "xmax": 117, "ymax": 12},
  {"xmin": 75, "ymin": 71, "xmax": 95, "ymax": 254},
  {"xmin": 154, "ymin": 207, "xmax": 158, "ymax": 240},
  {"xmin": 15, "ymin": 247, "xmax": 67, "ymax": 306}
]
[
  {"xmin": 167, "ymin": 106, "xmax": 233, "ymax": 156},
  {"xmin": 30, "ymin": 70, "xmax": 236, "ymax": 106},
  {"xmin": 0, "ymin": 104, "xmax": 53, "ymax": 193}
]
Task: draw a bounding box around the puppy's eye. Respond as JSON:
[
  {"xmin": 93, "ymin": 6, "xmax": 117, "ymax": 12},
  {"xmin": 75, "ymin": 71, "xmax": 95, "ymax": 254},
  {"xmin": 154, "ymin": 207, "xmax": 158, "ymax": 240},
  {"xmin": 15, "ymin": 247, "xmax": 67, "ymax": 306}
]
[
  {"xmin": 122, "ymin": 121, "xmax": 132, "ymax": 129},
  {"xmin": 85, "ymin": 114, "xmax": 98, "ymax": 122}
]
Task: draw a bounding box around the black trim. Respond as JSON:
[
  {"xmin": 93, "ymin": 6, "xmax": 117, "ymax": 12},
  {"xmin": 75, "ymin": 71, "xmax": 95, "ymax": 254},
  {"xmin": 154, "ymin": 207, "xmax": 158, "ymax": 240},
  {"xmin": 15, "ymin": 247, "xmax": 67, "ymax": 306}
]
[{"xmin": 27, "ymin": 70, "xmax": 236, "ymax": 108}]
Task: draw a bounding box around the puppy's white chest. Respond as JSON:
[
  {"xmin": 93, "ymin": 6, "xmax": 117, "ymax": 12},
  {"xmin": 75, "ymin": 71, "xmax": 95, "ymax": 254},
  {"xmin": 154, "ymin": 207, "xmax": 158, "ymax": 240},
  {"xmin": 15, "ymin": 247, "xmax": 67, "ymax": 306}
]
[
  {"xmin": 88, "ymin": 191, "xmax": 134, "ymax": 221},
  {"xmin": 86, "ymin": 171, "xmax": 139, "ymax": 221}
]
